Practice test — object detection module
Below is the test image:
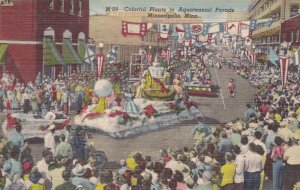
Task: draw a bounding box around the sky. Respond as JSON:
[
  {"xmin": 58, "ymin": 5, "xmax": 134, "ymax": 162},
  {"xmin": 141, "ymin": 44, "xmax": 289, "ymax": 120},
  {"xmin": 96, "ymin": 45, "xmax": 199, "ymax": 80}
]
[{"xmin": 89, "ymin": 0, "xmax": 252, "ymax": 22}]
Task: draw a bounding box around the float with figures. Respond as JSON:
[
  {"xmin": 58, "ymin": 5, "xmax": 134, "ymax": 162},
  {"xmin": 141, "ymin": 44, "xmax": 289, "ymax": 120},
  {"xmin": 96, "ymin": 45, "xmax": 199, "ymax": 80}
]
[
  {"xmin": 74, "ymin": 61, "xmax": 203, "ymax": 138},
  {"xmin": 183, "ymin": 60, "xmax": 213, "ymax": 97}
]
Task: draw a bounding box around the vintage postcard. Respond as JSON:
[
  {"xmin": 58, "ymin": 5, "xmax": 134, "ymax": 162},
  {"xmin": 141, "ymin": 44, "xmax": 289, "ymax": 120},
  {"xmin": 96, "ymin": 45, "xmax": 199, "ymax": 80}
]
[{"xmin": 0, "ymin": 0, "xmax": 300, "ymax": 189}]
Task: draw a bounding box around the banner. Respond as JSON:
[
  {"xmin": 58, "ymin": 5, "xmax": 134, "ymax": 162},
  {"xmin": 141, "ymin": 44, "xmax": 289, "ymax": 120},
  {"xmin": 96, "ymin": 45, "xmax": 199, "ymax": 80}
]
[
  {"xmin": 279, "ymin": 56, "xmax": 290, "ymax": 86},
  {"xmin": 167, "ymin": 49, "xmax": 171, "ymax": 63},
  {"xmin": 96, "ymin": 54, "xmax": 104, "ymax": 78},
  {"xmin": 184, "ymin": 24, "xmax": 191, "ymax": 39},
  {"xmin": 159, "ymin": 23, "xmax": 171, "ymax": 39},
  {"xmin": 122, "ymin": 21, "xmax": 147, "ymax": 38},
  {"xmin": 226, "ymin": 22, "xmax": 239, "ymax": 35},
  {"xmin": 107, "ymin": 47, "xmax": 118, "ymax": 63},
  {"xmin": 208, "ymin": 23, "xmax": 224, "ymax": 34},
  {"xmin": 190, "ymin": 24, "xmax": 204, "ymax": 36},
  {"xmin": 239, "ymin": 21, "xmax": 250, "ymax": 38},
  {"xmin": 250, "ymin": 52, "xmax": 256, "ymax": 64},
  {"xmin": 146, "ymin": 53, "xmax": 152, "ymax": 64}
]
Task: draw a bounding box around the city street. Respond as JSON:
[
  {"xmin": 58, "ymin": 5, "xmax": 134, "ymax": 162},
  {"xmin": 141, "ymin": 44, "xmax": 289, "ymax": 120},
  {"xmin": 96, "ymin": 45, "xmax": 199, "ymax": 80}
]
[{"xmin": 0, "ymin": 64, "xmax": 256, "ymax": 163}]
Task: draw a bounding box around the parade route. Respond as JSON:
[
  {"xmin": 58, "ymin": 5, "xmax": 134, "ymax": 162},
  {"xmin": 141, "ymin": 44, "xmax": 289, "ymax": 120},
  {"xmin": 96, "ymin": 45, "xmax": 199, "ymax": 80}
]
[{"xmin": 0, "ymin": 62, "xmax": 256, "ymax": 163}]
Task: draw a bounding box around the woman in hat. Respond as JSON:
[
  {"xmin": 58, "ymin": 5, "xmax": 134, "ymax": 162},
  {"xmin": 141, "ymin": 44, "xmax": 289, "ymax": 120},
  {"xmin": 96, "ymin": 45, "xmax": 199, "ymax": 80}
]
[{"xmin": 69, "ymin": 163, "xmax": 94, "ymax": 190}]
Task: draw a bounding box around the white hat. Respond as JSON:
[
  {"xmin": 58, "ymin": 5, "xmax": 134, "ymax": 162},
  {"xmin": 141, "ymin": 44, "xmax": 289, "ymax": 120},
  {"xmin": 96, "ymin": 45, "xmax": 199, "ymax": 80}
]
[
  {"xmin": 48, "ymin": 125, "xmax": 56, "ymax": 130},
  {"xmin": 72, "ymin": 164, "xmax": 87, "ymax": 176}
]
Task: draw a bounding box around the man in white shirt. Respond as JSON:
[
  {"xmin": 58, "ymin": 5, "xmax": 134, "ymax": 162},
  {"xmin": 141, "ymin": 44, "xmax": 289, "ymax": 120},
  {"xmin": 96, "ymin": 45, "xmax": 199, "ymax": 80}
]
[
  {"xmin": 283, "ymin": 135, "xmax": 300, "ymax": 190},
  {"xmin": 44, "ymin": 124, "xmax": 56, "ymax": 154},
  {"xmin": 233, "ymin": 145, "xmax": 246, "ymax": 190},
  {"xmin": 244, "ymin": 142, "xmax": 264, "ymax": 190},
  {"xmin": 36, "ymin": 149, "xmax": 54, "ymax": 190}
]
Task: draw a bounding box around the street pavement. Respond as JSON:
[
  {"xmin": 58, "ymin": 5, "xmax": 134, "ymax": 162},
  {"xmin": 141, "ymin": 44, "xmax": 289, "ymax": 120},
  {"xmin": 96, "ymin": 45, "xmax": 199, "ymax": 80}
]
[{"xmin": 0, "ymin": 63, "xmax": 256, "ymax": 163}]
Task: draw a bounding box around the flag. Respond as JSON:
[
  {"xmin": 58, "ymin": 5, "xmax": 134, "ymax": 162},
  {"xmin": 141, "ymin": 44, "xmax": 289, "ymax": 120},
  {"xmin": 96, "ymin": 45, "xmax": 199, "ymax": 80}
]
[
  {"xmin": 239, "ymin": 21, "xmax": 250, "ymax": 38},
  {"xmin": 226, "ymin": 22, "xmax": 239, "ymax": 35},
  {"xmin": 146, "ymin": 53, "xmax": 152, "ymax": 64},
  {"xmin": 84, "ymin": 46, "xmax": 95, "ymax": 64},
  {"xmin": 207, "ymin": 33, "xmax": 213, "ymax": 43},
  {"xmin": 190, "ymin": 24, "xmax": 203, "ymax": 36},
  {"xmin": 293, "ymin": 47, "xmax": 300, "ymax": 65},
  {"xmin": 159, "ymin": 24, "xmax": 171, "ymax": 39},
  {"xmin": 122, "ymin": 21, "xmax": 147, "ymax": 38},
  {"xmin": 250, "ymin": 52, "xmax": 256, "ymax": 64},
  {"xmin": 250, "ymin": 20, "xmax": 257, "ymax": 30},
  {"xmin": 279, "ymin": 56, "xmax": 290, "ymax": 86},
  {"xmin": 167, "ymin": 49, "xmax": 171, "ymax": 63},
  {"xmin": 107, "ymin": 47, "xmax": 118, "ymax": 63},
  {"xmin": 245, "ymin": 37, "xmax": 252, "ymax": 46},
  {"xmin": 208, "ymin": 23, "xmax": 224, "ymax": 34},
  {"xmin": 202, "ymin": 23, "xmax": 210, "ymax": 35},
  {"xmin": 184, "ymin": 24, "xmax": 191, "ymax": 39},
  {"xmin": 268, "ymin": 47, "xmax": 279, "ymax": 65},
  {"xmin": 175, "ymin": 24, "xmax": 185, "ymax": 43},
  {"xmin": 96, "ymin": 54, "xmax": 104, "ymax": 78}
]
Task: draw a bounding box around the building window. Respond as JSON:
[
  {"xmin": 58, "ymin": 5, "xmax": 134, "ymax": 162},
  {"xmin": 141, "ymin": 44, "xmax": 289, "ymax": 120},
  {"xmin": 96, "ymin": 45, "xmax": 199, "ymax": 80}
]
[
  {"xmin": 0, "ymin": 0, "xmax": 13, "ymax": 6},
  {"xmin": 290, "ymin": 4, "xmax": 299, "ymax": 17},
  {"xmin": 291, "ymin": 31, "xmax": 294, "ymax": 42},
  {"xmin": 60, "ymin": 0, "xmax": 64, "ymax": 12},
  {"xmin": 49, "ymin": 0, "xmax": 54, "ymax": 9},
  {"xmin": 70, "ymin": 0, "xmax": 74, "ymax": 14},
  {"xmin": 297, "ymin": 30, "xmax": 300, "ymax": 42},
  {"xmin": 78, "ymin": 0, "xmax": 82, "ymax": 17}
]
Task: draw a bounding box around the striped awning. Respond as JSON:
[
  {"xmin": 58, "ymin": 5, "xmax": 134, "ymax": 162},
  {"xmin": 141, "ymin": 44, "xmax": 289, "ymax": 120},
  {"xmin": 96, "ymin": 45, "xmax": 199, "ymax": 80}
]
[
  {"xmin": 63, "ymin": 39, "xmax": 83, "ymax": 64},
  {"xmin": 0, "ymin": 44, "xmax": 8, "ymax": 65},
  {"xmin": 44, "ymin": 39, "xmax": 65, "ymax": 65},
  {"xmin": 78, "ymin": 40, "xmax": 86, "ymax": 60}
]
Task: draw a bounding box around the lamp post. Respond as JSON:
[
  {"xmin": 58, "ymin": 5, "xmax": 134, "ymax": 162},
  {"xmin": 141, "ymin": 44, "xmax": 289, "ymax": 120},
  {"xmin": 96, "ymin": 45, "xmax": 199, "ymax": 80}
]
[
  {"xmin": 99, "ymin": 42, "xmax": 104, "ymax": 54},
  {"xmin": 97, "ymin": 42, "xmax": 104, "ymax": 78}
]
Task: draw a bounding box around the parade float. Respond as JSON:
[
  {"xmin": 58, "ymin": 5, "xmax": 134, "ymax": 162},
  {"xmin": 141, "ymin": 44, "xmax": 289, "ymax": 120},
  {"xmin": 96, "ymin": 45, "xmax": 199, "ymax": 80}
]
[
  {"xmin": 139, "ymin": 59, "xmax": 176, "ymax": 101},
  {"xmin": 2, "ymin": 111, "xmax": 70, "ymax": 139},
  {"xmin": 73, "ymin": 76, "xmax": 202, "ymax": 138},
  {"xmin": 184, "ymin": 60, "xmax": 213, "ymax": 97}
]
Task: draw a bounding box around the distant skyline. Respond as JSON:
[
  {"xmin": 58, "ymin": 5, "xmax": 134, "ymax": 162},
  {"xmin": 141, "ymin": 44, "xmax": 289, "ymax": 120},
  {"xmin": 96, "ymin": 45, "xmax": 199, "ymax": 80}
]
[{"xmin": 90, "ymin": 0, "xmax": 252, "ymax": 22}]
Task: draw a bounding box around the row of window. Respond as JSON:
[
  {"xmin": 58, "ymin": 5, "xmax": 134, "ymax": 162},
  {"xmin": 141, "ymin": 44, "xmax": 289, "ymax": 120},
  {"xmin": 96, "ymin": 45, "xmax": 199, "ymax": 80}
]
[
  {"xmin": 43, "ymin": 27, "xmax": 86, "ymax": 42},
  {"xmin": 255, "ymin": 35, "xmax": 280, "ymax": 45},
  {"xmin": 49, "ymin": 0, "xmax": 83, "ymax": 17}
]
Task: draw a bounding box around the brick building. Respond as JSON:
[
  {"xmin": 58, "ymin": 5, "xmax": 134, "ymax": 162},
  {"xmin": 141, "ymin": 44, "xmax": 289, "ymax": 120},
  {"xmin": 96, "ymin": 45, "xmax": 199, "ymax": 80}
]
[
  {"xmin": 281, "ymin": 14, "xmax": 300, "ymax": 49},
  {"xmin": 0, "ymin": 0, "xmax": 90, "ymax": 82}
]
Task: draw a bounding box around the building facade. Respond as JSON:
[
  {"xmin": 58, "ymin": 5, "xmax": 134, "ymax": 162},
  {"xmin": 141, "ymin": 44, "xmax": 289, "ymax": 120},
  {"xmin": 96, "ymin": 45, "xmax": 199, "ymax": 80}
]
[
  {"xmin": 248, "ymin": 0, "xmax": 300, "ymax": 53},
  {"xmin": 281, "ymin": 14, "xmax": 300, "ymax": 50},
  {"xmin": 0, "ymin": 0, "xmax": 90, "ymax": 82}
]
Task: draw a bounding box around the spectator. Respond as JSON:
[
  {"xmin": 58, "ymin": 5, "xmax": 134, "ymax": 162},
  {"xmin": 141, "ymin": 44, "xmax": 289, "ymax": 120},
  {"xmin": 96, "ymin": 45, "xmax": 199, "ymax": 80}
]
[
  {"xmin": 270, "ymin": 136, "xmax": 285, "ymax": 190},
  {"xmin": 44, "ymin": 124, "xmax": 56, "ymax": 154},
  {"xmin": 283, "ymin": 135, "xmax": 300, "ymax": 190},
  {"xmin": 220, "ymin": 152, "xmax": 235, "ymax": 190},
  {"xmin": 7, "ymin": 123, "xmax": 24, "ymax": 150},
  {"xmin": 55, "ymin": 170, "xmax": 76, "ymax": 190},
  {"xmin": 55, "ymin": 134, "xmax": 73, "ymax": 159},
  {"xmin": 244, "ymin": 143, "xmax": 264, "ymax": 190}
]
